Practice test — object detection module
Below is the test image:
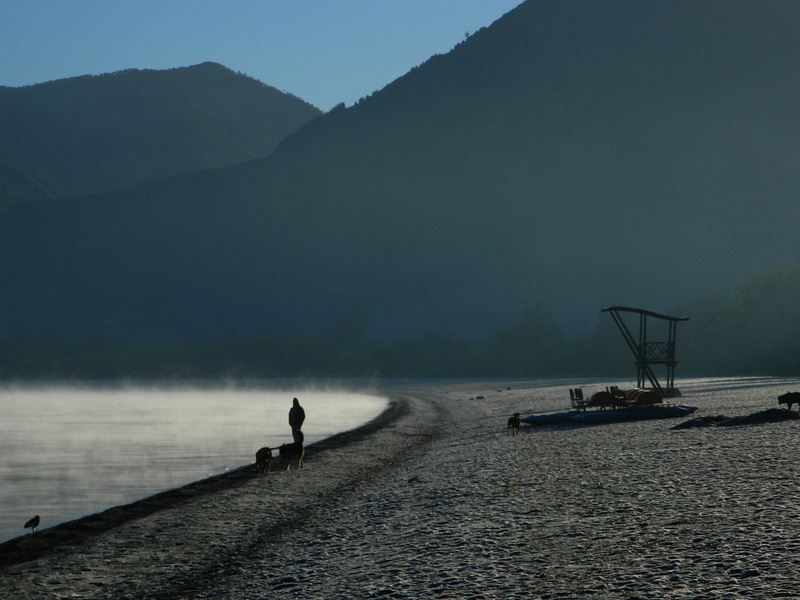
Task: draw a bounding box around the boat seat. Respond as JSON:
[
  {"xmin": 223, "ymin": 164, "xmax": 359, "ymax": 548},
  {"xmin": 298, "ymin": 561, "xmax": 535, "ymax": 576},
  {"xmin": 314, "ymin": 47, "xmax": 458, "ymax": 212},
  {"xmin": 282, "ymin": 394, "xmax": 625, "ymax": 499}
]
[{"xmin": 570, "ymin": 388, "xmax": 588, "ymax": 410}]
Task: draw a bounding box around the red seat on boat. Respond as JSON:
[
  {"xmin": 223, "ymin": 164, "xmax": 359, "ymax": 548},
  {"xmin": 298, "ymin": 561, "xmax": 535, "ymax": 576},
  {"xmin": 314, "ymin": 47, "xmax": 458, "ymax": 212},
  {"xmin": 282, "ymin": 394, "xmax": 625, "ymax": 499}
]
[
  {"xmin": 625, "ymin": 389, "xmax": 663, "ymax": 405},
  {"xmin": 588, "ymin": 390, "xmax": 616, "ymax": 407}
]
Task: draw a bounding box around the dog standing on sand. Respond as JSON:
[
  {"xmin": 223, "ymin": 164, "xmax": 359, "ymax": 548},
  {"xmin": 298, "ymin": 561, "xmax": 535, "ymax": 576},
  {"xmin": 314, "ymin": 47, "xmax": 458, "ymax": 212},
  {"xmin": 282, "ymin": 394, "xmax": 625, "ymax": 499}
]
[
  {"xmin": 279, "ymin": 441, "xmax": 305, "ymax": 470},
  {"xmin": 507, "ymin": 413, "xmax": 521, "ymax": 436},
  {"xmin": 255, "ymin": 447, "xmax": 273, "ymax": 474},
  {"xmin": 778, "ymin": 392, "xmax": 800, "ymax": 411}
]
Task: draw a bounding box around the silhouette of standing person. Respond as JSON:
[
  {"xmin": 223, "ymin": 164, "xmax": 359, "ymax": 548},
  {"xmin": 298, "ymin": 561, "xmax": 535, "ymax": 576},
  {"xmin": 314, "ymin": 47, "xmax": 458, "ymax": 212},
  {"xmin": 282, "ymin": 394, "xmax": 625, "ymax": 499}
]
[{"xmin": 289, "ymin": 397, "xmax": 305, "ymax": 444}]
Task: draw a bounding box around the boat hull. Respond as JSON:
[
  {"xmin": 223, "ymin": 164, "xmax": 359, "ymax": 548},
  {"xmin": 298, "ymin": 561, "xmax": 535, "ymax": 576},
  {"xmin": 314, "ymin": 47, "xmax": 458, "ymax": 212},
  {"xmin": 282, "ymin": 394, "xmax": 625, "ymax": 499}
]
[{"xmin": 521, "ymin": 404, "xmax": 697, "ymax": 426}]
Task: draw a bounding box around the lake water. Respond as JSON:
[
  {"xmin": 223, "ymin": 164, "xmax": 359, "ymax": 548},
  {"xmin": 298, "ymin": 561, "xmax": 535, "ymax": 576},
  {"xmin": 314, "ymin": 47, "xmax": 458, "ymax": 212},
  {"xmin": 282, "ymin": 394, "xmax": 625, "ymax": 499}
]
[{"xmin": 0, "ymin": 383, "xmax": 387, "ymax": 544}]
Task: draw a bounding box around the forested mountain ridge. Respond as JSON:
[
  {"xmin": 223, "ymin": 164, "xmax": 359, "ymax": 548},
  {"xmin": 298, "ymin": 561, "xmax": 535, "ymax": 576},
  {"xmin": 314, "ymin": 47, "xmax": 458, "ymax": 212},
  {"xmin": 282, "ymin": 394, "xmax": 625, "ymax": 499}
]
[
  {"xmin": 0, "ymin": 160, "xmax": 53, "ymax": 209},
  {"xmin": 0, "ymin": 62, "xmax": 321, "ymax": 208},
  {"xmin": 3, "ymin": 1, "xmax": 800, "ymax": 360}
]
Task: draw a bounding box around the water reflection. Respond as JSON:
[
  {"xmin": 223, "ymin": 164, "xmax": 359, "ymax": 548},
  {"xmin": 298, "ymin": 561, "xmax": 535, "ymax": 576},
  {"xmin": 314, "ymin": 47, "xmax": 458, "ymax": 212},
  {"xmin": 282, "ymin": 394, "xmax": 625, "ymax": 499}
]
[{"xmin": 0, "ymin": 385, "xmax": 387, "ymax": 543}]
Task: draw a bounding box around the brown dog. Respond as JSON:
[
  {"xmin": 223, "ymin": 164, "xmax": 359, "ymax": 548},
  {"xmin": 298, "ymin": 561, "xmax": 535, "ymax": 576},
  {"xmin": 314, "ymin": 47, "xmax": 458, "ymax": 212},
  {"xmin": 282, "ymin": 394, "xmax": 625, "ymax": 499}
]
[{"xmin": 255, "ymin": 447, "xmax": 273, "ymax": 474}]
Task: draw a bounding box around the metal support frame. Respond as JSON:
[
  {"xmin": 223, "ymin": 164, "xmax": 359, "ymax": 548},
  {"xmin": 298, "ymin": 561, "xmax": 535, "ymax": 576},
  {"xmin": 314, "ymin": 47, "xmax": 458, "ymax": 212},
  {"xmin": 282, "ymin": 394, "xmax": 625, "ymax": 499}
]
[{"xmin": 601, "ymin": 306, "xmax": 689, "ymax": 395}]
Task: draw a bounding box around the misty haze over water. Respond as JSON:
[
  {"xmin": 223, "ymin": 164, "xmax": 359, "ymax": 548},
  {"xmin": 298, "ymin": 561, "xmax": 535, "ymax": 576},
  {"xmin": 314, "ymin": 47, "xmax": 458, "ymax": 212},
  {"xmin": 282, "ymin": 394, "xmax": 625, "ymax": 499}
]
[{"xmin": 0, "ymin": 385, "xmax": 386, "ymax": 544}]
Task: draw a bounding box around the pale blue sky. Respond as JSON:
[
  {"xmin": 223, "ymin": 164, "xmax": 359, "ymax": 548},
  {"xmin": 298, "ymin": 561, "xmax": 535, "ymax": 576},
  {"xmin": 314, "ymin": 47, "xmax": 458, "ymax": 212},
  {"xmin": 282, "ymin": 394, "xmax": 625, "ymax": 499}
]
[{"xmin": 1, "ymin": 0, "xmax": 522, "ymax": 111}]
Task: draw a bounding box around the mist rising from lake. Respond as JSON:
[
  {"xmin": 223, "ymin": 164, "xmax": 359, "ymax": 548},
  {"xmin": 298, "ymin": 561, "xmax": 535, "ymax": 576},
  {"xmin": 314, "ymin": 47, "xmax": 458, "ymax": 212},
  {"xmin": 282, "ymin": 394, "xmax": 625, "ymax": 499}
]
[{"xmin": 0, "ymin": 384, "xmax": 387, "ymax": 543}]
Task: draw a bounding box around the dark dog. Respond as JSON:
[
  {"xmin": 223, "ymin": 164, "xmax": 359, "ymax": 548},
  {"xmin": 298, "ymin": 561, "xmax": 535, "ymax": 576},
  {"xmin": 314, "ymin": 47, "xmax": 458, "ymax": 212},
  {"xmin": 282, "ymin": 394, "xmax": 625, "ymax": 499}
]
[
  {"xmin": 507, "ymin": 413, "xmax": 521, "ymax": 436},
  {"xmin": 255, "ymin": 447, "xmax": 273, "ymax": 474},
  {"xmin": 279, "ymin": 442, "xmax": 305, "ymax": 470},
  {"xmin": 779, "ymin": 392, "xmax": 800, "ymax": 411}
]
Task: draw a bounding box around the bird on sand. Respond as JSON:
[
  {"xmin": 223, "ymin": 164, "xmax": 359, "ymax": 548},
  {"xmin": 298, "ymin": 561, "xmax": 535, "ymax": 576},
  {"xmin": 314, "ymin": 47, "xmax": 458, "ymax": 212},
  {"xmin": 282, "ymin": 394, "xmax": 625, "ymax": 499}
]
[{"xmin": 24, "ymin": 515, "xmax": 40, "ymax": 533}]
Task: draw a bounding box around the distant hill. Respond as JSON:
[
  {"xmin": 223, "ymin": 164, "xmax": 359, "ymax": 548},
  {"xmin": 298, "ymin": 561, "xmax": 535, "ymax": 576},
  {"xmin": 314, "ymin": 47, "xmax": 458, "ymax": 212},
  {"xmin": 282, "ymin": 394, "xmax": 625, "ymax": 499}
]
[
  {"xmin": 0, "ymin": 62, "xmax": 321, "ymax": 205},
  {"xmin": 2, "ymin": 0, "xmax": 800, "ymax": 346}
]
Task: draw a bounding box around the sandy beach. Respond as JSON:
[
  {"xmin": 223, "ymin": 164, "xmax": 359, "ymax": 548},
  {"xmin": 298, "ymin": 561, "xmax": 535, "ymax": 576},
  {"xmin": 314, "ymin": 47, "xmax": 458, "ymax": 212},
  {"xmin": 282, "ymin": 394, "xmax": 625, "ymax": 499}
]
[{"xmin": 3, "ymin": 378, "xmax": 800, "ymax": 599}]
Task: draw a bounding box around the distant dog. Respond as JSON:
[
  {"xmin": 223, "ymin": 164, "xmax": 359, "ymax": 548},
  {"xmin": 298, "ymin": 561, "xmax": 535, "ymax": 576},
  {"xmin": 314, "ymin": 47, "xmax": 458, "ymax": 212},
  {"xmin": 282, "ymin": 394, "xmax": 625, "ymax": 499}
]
[
  {"xmin": 279, "ymin": 442, "xmax": 305, "ymax": 470},
  {"xmin": 779, "ymin": 392, "xmax": 800, "ymax": 411},
  {"xmin": 507, "ymin": 413, "xmax": 521, "ymax": 436},
  {"xmin": 255, "ymin": 447, "xmax": 273, "ymax": 474}
]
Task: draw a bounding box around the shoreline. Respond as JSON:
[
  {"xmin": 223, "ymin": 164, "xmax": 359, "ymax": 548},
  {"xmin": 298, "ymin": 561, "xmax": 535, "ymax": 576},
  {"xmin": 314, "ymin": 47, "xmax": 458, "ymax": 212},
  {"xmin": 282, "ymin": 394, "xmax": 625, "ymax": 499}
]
[
  {"xmin": 6, "ymin": 378, "xmax": 800, "ymax": 599},
  {"xmin": 0, "ymin": 394, "xmax": 420, "ymax": 571}
]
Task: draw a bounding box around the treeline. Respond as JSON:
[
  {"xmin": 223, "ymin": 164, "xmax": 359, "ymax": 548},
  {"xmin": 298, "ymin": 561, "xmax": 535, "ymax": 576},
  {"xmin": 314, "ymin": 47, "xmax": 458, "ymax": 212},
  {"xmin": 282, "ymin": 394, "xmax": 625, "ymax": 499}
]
[
  {"xmin": 676, "ymin": 265, "xmax": 800, "ymax": 375},
  {"xmin": 0, "ymin": 303, "xmax": 612, "ymax": 380},
  {"xmin": 3, "ymin": 265, "xmax": 800, "ymax": 381}
]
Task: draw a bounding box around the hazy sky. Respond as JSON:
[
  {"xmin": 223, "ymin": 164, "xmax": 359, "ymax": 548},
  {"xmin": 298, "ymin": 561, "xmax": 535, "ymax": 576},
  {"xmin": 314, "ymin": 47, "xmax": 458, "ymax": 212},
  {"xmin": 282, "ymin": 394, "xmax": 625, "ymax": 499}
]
[{"xmin": 1, "ymin": 0, "xmax": 521, "ymax": 111}]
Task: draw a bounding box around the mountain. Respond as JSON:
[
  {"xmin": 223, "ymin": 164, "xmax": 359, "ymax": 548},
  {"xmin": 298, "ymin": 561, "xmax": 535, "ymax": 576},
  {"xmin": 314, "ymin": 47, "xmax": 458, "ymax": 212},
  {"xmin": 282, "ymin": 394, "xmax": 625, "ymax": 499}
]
[
  {"xmin": 0, "ymin": 160, "xmax": 53, "ymax": 212},
  {"xmin": 2, "ymin": 0, "xmax": 800, "ymax": 345},
  {"xmin": 0, "ymin": 62, "xmax": 322, "ymax": 204}
]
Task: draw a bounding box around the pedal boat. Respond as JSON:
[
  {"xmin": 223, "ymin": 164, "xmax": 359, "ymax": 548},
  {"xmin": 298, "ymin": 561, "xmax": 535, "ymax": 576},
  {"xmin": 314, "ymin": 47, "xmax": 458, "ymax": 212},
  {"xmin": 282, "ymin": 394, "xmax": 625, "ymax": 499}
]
[{"xmin": 521, "ymin": 387, "xmax": 697, "ymax": 426}]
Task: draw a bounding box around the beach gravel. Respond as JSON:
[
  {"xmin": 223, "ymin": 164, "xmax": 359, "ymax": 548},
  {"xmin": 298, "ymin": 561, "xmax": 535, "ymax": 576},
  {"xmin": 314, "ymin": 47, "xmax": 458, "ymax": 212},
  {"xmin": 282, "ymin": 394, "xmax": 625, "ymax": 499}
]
[{"xmin": 3, "ymin": 380, "xmax": 800, "ymax": 599}]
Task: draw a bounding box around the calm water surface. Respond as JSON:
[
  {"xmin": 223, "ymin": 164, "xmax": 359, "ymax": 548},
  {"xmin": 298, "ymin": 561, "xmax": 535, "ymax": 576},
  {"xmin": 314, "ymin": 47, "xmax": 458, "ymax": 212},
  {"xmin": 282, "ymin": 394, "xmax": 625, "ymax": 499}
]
[{"xmin": 0, "ymin": 384, "xmax": 387, "ymax": 543}]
